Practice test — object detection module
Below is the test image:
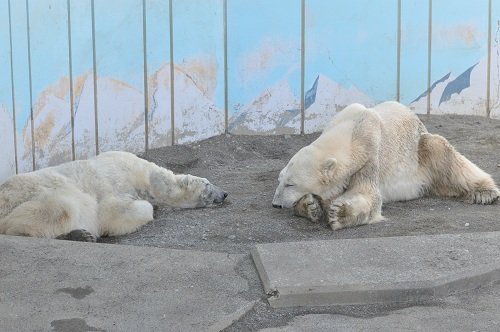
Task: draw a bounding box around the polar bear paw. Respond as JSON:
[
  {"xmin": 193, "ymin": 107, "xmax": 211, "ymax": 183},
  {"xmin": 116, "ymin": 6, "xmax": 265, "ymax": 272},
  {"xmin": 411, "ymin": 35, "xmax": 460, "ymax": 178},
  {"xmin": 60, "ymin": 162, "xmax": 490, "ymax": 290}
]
[
  {"xmin": 468, "ymin": 188, "xmax": 499, "ymax": 205},
  {"xmin": 294, "ymin": 194, "xmax": 324, "ymax": 223},
  {"xmin": 328, "ymin": 201, "xmax": 350, "ymax": 230},
  {"xmin": 56, "ymin": 229, "xmax": 97, "ymax": 242}
]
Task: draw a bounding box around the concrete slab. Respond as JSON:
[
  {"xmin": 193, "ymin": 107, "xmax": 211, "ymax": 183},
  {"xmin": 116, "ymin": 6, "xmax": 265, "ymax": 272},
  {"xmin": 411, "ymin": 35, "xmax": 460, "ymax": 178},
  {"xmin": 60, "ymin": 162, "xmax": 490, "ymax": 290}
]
[
  {"xmin": 252, "ymin": 232, "xmax": 500, "ymax": 308},
  {"xmin": 0, "ymin": 235, "xmax": 257, "ymax": 332},
  {"xmin": 258, "ymin": 307, "xmax": 500, "ymax": 332}
]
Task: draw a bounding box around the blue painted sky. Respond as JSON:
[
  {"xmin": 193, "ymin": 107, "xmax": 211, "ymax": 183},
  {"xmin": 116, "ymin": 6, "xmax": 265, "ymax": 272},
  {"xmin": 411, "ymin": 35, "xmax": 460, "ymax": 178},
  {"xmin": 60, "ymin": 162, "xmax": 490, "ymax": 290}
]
[
  {"xmin": 305, "ymin": 0, "xmax": 397, "ymax": 102},
  {"xmin": 400, "ymin": 0, "xmax": 429, "ymax": 104},
  {"xmin": 173, "ymin": 0, "xmax": 224, "ymax": 107},
  {"xmin": 432, "ymin": 0, "xmax": 488, "ymax": 82},
  {"xmin": 0, "ymin": 0, "xmax": 12, "ymax": 115},
  {"xmin": 227, "ymin": 0, "xmax": 301, "ymax": 110},
  {"xmin": 28, "ymin": 0, "xmax": 69, "ymax": 101}
]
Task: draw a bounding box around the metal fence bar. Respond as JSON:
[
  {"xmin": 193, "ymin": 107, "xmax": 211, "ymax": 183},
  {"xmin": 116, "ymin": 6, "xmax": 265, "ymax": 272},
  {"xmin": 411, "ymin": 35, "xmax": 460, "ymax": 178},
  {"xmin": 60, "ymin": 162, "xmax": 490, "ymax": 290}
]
[
  {"xmin": 7, "ymin": 0, "xmax": 18, "ymax": 174},
  {"xmin": 142, "ymin": 0, "xmax": 149, "ymax": 150},
  {"xmin": 67, "ymin": 0, "xmax": 75, "ymax": 160},
  {"xmin": 396, "ymin": 0, "xmax": 401, "ymax": 102},
  {"xmin": 223, "ymin": 0, "xmax": 228, "ymax": 134},
  {"xmin": 426, "ymin": 0, "xmax": 432, "ymax": 115},
  {"xmin": 91, "ymin": 0, "xmax": 99, "ymax": 155},
  {"xmin": 169, "ymin": 0, "xmax": 175, "ymax": 145},
  {"xmin": 487, "ymin": 0, "xmax": 492, "ymax": 118},
  {"xmin": 25, "ymin": 0, "xmax": 36, "ymax": 171},
  {"xmin": 300, "ymin": 0, "xmax": 305, "ymax": 135}
]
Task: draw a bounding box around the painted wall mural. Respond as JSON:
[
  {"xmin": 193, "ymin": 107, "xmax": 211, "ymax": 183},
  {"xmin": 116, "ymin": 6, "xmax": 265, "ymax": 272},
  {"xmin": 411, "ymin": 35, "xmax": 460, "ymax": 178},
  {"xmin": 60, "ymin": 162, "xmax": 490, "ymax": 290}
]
[
  {"xmin": 410, "ymin": 1, "xmax": 489, "ymax": 115},
  {"xmin": 0, "ymin": 0, "xmax": 499, "ymax": 183},
  {"xmin": 304, "ymin": 0, "xmax": 397, "ymax": 133},
  {"xmin": 227, "ymin": 0, "xmax": 301, "ymax": 134}
]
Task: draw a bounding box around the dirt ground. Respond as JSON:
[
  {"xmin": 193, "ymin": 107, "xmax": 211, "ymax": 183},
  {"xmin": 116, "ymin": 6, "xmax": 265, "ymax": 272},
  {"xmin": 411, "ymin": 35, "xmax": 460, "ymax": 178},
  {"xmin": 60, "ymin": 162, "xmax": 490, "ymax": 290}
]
[
  {"xmin": 100, "ymin": 114, "xmax": 500, "ymax": 253},
  {"xmin": 98, "ymin": 113, "xmax": 500, "ymax": 330}
]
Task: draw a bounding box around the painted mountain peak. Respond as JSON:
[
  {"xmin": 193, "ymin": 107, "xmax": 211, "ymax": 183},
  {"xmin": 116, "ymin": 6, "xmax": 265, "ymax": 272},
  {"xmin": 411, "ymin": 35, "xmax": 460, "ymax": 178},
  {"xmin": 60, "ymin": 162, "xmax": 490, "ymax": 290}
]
[
  {"xmin": 410, "ymin": 56, "xmax": 490, "ymax": 116},
  {"xmin": 229, "ymin": 73, "xmax": 372, "ymax": 134},
  {"xmin": 228, "ymin": 76, "xmax": 301, "ymax": 134},
  {"xmin": 19, "ymin": 61, "xmax": 224, "ymax": 170},
  {"xmin": 297, "ymin": 74, "xmax": 372, "ymax": 133}
]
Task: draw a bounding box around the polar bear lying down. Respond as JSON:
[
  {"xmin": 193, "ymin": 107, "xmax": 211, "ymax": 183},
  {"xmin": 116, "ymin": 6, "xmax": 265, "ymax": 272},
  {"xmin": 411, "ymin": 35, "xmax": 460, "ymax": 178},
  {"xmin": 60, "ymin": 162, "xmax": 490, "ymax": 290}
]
[
  {"xmin": 273, "ymin": 101, "xmax": 499, "ymax": 230},
  {"xmin": 0, "ymin": 151, "xmax": 227, "ymax": 242}
]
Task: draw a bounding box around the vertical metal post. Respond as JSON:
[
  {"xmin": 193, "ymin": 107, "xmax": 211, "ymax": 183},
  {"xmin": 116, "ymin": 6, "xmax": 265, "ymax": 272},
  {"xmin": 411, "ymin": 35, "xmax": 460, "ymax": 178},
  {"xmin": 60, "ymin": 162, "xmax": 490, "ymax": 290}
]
[
  {"xmin": 7, "ymin": 0, "xmax": 19, "ymax": 173},
  {"xmin": 300, "ymin": 0, "xmax": 305, "ymax": 134},
  {"xmin": 25, "ymin": 0, "xmax": 36, "ymax": 170},
  {"xmin": 67, "ymin": 0, "xmax": 75, "ymax": 160},
  {"xmin": 91, "ymin": 0, "xmax": 99, "ymax": 155},
  {"xmin": 142, "ymin": 0, "xmax": 149, "ymax": 150},
  {"xmin": 396, "ymin": 0, "xmax": 401, "ymax": 102},
  {"xmin": 223, "ymin": 0, "xmax": 228, "ymax": 134},
  {"xmin": 487, "ymin": 0, "xmax": 492, "ymax": 118},
  {"xmin": 426, "ymin": 0, "xmax": 432, "ymax": 115},
  {"xmin": 169, "ymin": 0, "xmax": 175, "ymax": 145}
]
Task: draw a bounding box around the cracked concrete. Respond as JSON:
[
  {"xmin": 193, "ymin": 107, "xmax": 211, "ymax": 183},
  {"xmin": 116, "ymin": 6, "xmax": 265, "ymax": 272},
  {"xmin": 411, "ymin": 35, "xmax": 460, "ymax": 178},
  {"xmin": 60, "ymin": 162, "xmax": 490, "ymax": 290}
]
[
  {"xmin": 0, "ymin": 236, "xmax": 258, "ymax": 332},
  {"xmin": 252, "ymin": 232, "xmax": 500, "ymax": 307}
]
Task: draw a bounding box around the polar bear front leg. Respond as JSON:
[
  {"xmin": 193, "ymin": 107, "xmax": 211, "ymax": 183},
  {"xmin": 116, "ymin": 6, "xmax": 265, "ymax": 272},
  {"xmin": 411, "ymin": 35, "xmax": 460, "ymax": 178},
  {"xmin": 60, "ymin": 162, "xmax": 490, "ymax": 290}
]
[
  {"xmin": 327, "ymin": 159, "xmax": 384, "ymax": 230},
  {"xmin": 293, "ymin": 194, "xmax": 326, "ymax": 223},
  {"xmin": 328, "ymin": 192, "xmax": 384, "ymax": 230},
  {"xmin": 98, "ymin": 197, "xmax": 154, "ymax": 237}
]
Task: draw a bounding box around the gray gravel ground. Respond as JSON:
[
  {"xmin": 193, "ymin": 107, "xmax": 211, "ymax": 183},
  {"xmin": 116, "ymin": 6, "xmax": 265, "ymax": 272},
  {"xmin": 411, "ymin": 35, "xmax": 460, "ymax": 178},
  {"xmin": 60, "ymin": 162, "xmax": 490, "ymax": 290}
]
[
  {"xmin": 99, "ymin": 114, "xmax": 500, "ymax": 331},
  {"xmin": 101, "ymin": 114, "xmax": 500, "ymax": 252}
]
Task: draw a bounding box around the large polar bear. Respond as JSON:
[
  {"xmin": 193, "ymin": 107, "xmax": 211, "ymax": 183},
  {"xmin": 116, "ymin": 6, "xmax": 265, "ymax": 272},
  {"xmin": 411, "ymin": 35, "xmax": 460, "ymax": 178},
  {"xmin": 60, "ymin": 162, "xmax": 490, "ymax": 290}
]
[
  {"xmin": 0, "ymin": 151, "xmax": 228, "ymax": 242},
  {"xmin": 272, "ymin": 101, "xmax": 499, "ymax": 230}
]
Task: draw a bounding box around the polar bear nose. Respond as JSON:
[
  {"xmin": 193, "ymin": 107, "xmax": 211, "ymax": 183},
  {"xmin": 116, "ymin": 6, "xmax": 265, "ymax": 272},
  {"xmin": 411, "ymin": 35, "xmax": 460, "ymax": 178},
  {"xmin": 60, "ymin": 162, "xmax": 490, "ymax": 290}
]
[{"xmin": 272, "ymin": 203, "xmax": 282, "ymax": 209}]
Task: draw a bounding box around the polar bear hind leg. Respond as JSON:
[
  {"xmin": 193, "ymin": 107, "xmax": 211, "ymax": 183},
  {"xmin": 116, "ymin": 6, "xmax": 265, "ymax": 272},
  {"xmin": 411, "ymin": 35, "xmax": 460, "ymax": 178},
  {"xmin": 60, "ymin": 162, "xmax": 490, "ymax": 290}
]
[
  {"xmin": 418, "ymin": 133, "xmax": 499, "ymax": 204},
  {"xmin": 0, "ymin": 190, "xmax": 98, "ymax": 240},
  {"xmin": 98, "ymin": 197, "xmax": 154, "ymax": 237}
]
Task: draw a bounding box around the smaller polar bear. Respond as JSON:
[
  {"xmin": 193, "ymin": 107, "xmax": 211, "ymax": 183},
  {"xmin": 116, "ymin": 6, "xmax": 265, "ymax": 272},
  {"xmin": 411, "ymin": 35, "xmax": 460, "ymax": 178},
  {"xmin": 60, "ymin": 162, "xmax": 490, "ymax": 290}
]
[
  {"xmin": 272, "ymin": 101, "xmax": 499, "ymax": 230},
  {"xmin": 0, "ymin": 151, "xmax": 227, "ymax": 242}
]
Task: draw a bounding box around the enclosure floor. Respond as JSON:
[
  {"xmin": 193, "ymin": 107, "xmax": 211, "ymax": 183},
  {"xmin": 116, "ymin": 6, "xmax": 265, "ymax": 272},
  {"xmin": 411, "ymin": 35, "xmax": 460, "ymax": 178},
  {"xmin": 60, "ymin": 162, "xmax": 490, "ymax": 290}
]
[{"xmin": 101, "ymin": 114, "xmax": 500, "ymax": 254}]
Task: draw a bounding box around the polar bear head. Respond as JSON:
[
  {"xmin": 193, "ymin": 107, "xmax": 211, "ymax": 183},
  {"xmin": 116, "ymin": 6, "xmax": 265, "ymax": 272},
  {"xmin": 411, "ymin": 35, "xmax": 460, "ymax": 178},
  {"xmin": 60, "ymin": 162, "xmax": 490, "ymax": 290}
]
[
  {"xmin": 149, "ymin": 170, "xmax": 228, "ymax": 208},
  {"xmin": 272, "ymin": 145, "xmax": 348, "ymax": 209}
]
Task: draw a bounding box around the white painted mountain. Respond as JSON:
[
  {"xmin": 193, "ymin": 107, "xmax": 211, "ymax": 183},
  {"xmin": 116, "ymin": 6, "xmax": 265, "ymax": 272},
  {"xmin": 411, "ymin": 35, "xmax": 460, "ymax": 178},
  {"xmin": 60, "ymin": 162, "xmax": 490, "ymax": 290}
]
[
  {"xmin": 0, "ymin": 105, "xmax": 16, "ymax": 182},
  {"xmin": 409, "ymin": 72, "xmax": 453, "ymax": 114},
  {"xmin": 21, "ymin": 59, "xmax": 225, "ymax": 169},
  {"xmin": 24, "ymin": 73, "xmax": 145, "ymax": 169},
  {"xmin": 148, "ymin": 59, "xmax": 224, "ymax": 146},
  {"xmin": 94, "ymin": 75, "xmax": 146, "ymax": 154},
  {"xmin": 228, "ymin": 77, "xmax": 301, "ymax": 134},
  {"xmin": 410, "ymin": 55, "xmax": 489, "ymax": 117},
  {"xmin": 488, "ymin": 44, "xmax": 500, "ymax": 118},
  {"xmin": 228, "ymin": 73, "xmax": 373, "ymax": 135},
  {"xmin": 172, "ymin": 58, "xmax": 224, "ymax": 144},
  {"xmin": 289, "ymin": 74, "xmax": 373, "ymax": 133},
  {"xmin": 147, "ymin": 64, "xmax": 172, "ymax": 149}
]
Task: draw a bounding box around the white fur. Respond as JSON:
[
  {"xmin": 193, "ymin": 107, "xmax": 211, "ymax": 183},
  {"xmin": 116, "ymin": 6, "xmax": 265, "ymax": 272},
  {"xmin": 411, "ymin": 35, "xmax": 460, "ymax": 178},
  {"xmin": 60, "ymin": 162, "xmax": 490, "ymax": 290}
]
[
  {"xmin": 274, "ymin": 101, "xmax": 499, "ymax": 230},
  {"xmin": 0, "ymin": 151, "xmax": 226, "ymax": 239}
]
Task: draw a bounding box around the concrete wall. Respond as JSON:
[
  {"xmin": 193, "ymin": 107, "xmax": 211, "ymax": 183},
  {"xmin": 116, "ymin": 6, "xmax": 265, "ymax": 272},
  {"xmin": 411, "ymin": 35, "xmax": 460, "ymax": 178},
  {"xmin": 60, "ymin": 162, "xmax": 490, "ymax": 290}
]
[{"xmin": 0, "ymin": 0, "xmax": 498, "ymax": 182}]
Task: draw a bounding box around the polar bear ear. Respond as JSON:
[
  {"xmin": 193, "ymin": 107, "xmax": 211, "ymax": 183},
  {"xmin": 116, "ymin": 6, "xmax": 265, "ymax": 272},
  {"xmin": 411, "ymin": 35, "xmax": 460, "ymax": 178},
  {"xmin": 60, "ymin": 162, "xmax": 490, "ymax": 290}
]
[{"xmin": 320, "ymin": 158, "xmax": 337, "ymax": 184}]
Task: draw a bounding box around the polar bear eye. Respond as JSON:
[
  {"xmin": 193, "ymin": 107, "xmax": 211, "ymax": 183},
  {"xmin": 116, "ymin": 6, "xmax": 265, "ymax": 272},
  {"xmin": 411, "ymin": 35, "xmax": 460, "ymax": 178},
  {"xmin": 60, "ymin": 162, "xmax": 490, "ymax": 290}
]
[{"xmin": 284, "ymin": 184, "xmax": 294, "ymax": 188}]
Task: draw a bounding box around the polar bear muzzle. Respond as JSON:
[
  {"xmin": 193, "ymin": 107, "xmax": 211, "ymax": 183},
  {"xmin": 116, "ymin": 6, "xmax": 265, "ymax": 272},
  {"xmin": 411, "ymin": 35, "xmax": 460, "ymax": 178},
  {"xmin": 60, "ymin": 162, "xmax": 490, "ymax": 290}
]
[{"xmin": 202, "ymin": 183, "xmax": 228, "ymax": 206}]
